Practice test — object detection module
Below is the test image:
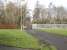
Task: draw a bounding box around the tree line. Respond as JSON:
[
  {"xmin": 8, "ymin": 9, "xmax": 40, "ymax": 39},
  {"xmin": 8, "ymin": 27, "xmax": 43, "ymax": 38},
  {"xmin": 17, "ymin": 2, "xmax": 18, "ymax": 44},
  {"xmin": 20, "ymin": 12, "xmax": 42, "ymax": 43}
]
[
  {"xmin": 0, "ymin": 1, "xmax": 29, "ymax": 27},
  {"xmin": 33, "ymin": 1, "xmax": 67, "ymax": 24}
]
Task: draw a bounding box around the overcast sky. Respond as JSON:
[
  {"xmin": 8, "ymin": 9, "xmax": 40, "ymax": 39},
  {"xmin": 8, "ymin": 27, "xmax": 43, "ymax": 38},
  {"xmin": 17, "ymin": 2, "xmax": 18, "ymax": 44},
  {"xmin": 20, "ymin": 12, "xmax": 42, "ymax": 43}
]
[
  {"xmin": 28, "ymin": 0, "xmax": 67, "ymax": 10},
  {"xmin": 3, "ymin": 0, "xmax": 67, "ymax": 10}
]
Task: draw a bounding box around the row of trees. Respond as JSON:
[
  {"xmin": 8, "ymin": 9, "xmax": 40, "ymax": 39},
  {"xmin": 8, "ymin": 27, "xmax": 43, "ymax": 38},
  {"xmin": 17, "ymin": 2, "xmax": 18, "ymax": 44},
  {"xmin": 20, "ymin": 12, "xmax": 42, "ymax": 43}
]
[
  {"xmin": 0, "ymin": 0, "xmax": 29, "ymax": 27},
  {"xmin": 33, "ymin": 1, "xmax": 67, "ymax": 24}
]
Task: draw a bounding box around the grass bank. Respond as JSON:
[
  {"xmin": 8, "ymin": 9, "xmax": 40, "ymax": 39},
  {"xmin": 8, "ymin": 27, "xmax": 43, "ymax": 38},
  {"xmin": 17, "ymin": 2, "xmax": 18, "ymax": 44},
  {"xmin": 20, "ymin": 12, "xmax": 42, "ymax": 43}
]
[
  {"xmin": 41, "ymin": 28, "xmax": 67, "ymax": 36},
  {"xmin": 0, "ymin": 29, "xmax": 57, "ymax": 50},
  {"xmin": 0, "ymin": 29, "xmax": 39, "ymax": 48}
]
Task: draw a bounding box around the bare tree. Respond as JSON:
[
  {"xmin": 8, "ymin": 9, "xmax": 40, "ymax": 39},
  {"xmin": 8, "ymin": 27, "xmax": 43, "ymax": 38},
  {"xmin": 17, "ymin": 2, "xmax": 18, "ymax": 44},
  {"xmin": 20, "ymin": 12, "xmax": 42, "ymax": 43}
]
[
  {"xmin": 5, "ymin": 2, "xmax": 18, "ymax": 24},
  {"xmin": 33, "ymin": 1, "xmax": 41, "ymax": 21},
  {"xmin": 56, "ymin": 6, "xmax": 67, "ymax": 24}
]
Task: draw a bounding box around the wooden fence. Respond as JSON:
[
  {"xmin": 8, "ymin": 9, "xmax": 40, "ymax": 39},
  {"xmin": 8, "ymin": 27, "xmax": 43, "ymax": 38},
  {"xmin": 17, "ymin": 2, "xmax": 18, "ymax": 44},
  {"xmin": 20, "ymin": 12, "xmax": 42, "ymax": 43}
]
[{"xmin": 0, "ymin": 24, "xmax": 17, "ymax": 29}]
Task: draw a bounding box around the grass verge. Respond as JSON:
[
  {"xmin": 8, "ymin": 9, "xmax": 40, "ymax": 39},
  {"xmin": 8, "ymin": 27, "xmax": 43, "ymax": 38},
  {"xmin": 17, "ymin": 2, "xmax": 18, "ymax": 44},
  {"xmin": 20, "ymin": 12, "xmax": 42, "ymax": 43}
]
[
  {"xmin": 41, "ymin": 28, "xmax": 67, "ymax": 36},
  {"xmin": 41, "ymin": 45, "xmax": 57, "ymax": 50},
  {"xmin": 0, "ymin": 29, "xmax": 57, "ymax": 50},
  {"xmin": 0, "ymin": 29, "xmax": 39, "ymax": 48}
]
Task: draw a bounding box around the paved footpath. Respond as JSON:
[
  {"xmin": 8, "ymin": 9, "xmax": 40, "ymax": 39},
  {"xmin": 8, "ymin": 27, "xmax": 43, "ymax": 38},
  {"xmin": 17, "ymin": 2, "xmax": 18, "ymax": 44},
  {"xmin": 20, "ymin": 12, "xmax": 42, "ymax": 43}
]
[
  {"xmin": 0, "ymin": 46, "xmax": 23, "ymax": 50},
  {"xmin": 0, "ymin": 45, "xmax": 35, "ymax": 50},
  {"xmin": 26, "ymin": 29, "xmax": 67, "ymax": 50}
]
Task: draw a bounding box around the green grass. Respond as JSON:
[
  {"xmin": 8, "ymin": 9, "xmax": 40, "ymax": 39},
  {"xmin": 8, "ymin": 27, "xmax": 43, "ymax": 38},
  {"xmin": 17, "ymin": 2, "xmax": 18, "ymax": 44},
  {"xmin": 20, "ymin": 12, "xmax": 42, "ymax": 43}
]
[
  {"xmin": 0, "ymin": 29, "xmax": 57, "ymax": 50},
  {"xmin": 41, "ymin": 45, "xmax": 57, "ymax": 50},
  {"xmin": 41, "ymin": 28, "xmax": 67, "ymax": 36},
  {"xmin": 0, "ymin": 29, "xmax": 39, "ymax": 48}
]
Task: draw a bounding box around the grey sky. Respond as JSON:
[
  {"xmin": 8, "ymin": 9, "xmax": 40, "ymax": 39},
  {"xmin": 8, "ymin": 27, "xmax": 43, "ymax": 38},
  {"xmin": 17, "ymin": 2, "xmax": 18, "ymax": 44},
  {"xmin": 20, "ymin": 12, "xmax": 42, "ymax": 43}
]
[
  {"xmin": 2, "ymin": 0, "xmax": 67, "ymax": 10},
  {"xmin": 27, "ymin": 0, "xmax": 67, "ymax": 10}
]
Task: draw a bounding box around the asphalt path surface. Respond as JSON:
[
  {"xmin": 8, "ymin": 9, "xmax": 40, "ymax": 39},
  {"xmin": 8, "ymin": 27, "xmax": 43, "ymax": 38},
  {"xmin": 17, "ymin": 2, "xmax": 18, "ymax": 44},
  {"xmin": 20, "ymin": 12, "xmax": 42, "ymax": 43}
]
[
  {"xmin": 26, "ymin": 29, "xmax": 67, "ymax": 50},
  {"xmin": 0, "ymin": 45, "xmax": 36, "ymax": 50},
  {"xmin": 0, "ymin": 46, "xmax": 23, "ymax": 50}
]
